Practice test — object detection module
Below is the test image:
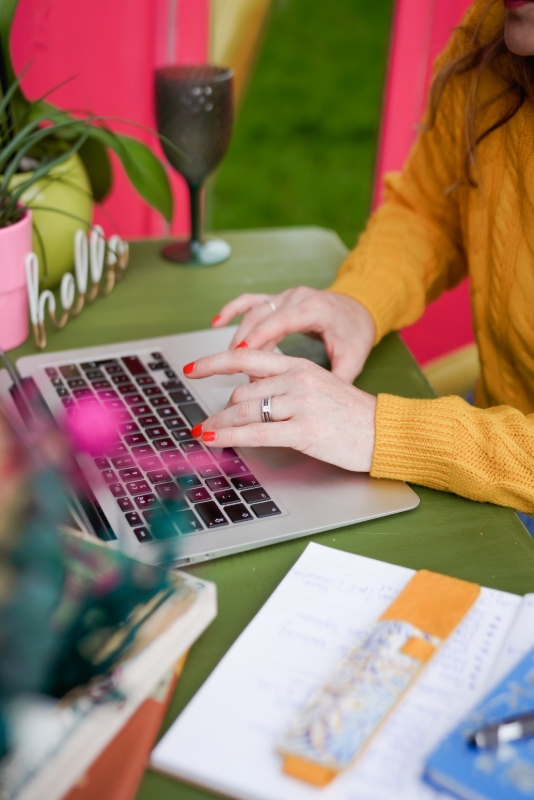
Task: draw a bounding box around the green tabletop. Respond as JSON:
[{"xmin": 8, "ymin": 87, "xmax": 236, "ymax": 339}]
[{"xmin": 11, "ymin": 227, "xmax": 534, "ymax": 799}]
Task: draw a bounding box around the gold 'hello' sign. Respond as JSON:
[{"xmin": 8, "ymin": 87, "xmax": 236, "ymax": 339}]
[{"xmin": 26, "ymin": 226, "xmax": 129, "ymax": 350}]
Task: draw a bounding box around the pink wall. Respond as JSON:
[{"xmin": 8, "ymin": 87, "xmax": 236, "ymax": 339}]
[
  {"xmin": 374, "ymin": 0, "xmax": 474, "ymax": 364},
  {"xmin": 11, "ymin": 0, "xmax": 210, "ymax": 239}
]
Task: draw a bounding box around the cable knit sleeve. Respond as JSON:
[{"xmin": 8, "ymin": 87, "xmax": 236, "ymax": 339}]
[
  {"xmin": 328, "ymin": 53, "xmax": 469, "ymax": 342},
  {"xmin": 371, "ymin": 395, "xmax": 534, "ymax": 514}
]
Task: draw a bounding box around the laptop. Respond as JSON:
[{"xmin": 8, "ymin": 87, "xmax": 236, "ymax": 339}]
[{"xmin": 0, "ymin": 327, "xmax": 419, "ymax": 567}]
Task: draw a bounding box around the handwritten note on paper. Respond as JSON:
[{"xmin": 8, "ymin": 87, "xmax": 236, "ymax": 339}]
[
  {"xmin": 485, "ymin": 593, "xmax": 534, "ymax": 689},
  {"xmin": 151, "ymin": 543, "xmax": 521, "ymax": 800}
]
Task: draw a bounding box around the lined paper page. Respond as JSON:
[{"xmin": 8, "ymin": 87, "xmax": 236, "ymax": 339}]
[
  {"xmin": 485, "ymin": 593, "xmax": 534, "ymax": 688},
  {"xmin": 151, "ymin": 543, "xmax": 521, "ymax": 800}
]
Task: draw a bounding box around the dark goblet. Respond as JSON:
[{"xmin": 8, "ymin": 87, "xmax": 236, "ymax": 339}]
[{"xmin": 155, "ymin": 64, "xmax": 234, "ymax": 265}]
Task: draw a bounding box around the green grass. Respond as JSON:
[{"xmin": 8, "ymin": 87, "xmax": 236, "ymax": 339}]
[{"xmin": 212, "ymin": 0, "xmax": 394, "ymax": 248}]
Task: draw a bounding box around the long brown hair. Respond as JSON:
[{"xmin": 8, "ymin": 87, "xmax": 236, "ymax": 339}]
[{"xmin": 429, "ymin": 0, "xmax": 534, "ymax": 186}]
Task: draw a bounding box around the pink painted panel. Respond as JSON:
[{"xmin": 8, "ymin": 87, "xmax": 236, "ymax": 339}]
[
  {"xmin": 11, "ymin": 0, "xmax": 210, "ymax": 240},
  {"xmin": 374, "ymin": 0, "xmax": 474, "ymax": 363}
]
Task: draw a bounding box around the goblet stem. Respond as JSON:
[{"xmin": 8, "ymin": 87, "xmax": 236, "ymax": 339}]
[{"xmin": 189, "ymin": 182, "xmax": 202, "ymax": 248}]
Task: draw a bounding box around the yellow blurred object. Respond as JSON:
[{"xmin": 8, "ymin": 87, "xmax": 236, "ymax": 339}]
[
  {"xmin": 211, "ymin": 0, "xmax": 271, "ymax": 105},
  {"xmin": 422, "ymin": 343, "xmax": 480, "ymax": 398}
]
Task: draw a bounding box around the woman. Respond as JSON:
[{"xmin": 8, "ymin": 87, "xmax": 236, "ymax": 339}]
[{"xmin": 183, "ymin": 0, "xmax": 534, "ymax": 524}]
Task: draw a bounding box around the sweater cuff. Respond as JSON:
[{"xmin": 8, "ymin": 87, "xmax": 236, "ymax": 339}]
[{"xmin": 371, "ymin": 394, "xmax": 455, "ymax": 490}]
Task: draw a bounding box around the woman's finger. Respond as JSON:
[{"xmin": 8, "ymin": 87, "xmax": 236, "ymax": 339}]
[
  {"xmin": 211, "ymin": 293, "xmax": 270, "ymax": 328},
  {"xmin": 239, "ymin": 305, "xmax": 318, "ymax": 351},
  {"xmin": 229, "ymin": 301, "xmax": 273, "ymax": 348},
  {"xmin": 224, "ymin": 375, "xmax": 292, "ymax": 408},
  {"xmin": 183, "ymin": 348, "xmax": 297, "ymax": 380},
  {"xmin": 201, "ymin": 421, "xmax": 297, "ymax": 450},
  {"xmin": 203, "ymin": 394, "xmax": 293, "ymax": 431}
]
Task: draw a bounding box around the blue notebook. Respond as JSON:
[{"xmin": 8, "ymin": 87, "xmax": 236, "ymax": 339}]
[{"xmin": 425, "ymin": 646, "xmax": 534, "ymax": 800}]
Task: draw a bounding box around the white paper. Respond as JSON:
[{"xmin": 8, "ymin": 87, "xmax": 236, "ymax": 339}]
[
  {"xmin": 484, "ymin": 592, "xmax": 534, "ymax": 689},
  {"xmin": 151, "ymin": 543, "xmax": 521, "ymax": 800}
]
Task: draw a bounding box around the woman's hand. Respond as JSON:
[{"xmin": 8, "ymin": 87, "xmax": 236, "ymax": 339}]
[
  {"xmin": 211, "ymin": 286, "xmax": 376, "ymax": 384},
  {"xmin": 183, "ymin": 349, "xmax": 377, "ymax": 472}
]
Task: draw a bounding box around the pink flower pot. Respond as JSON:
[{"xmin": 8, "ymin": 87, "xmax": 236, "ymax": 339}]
[{"xmin": 0, "ymin": 209, "xmax": 32, "ymax": 351}]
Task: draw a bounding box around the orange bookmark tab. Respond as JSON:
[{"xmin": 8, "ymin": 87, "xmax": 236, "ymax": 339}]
[{"xmin": 278, "ymin": 570, "xmax": 480, "ymax": 786}]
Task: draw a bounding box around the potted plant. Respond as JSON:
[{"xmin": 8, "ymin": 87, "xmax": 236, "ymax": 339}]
[{"xmin": 0, "ymin": 0, "xmax": 173, "ymax": 293}]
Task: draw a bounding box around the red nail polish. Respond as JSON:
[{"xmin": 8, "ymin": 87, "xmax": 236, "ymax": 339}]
[
  {"xmin": 183, "ymin": 361, "xmax": 195, "ymax": 375},
  {"xmin": 191, "ymin": 424, "xmax": 203, "ymax": 438},
  {"xmin": 212, "ymin": 314, "xmax": 221, "ymax": 325},
  {"xmin": 202, "ymin": 431, "xmax": 217, "ymax": 442},
  {"xmin": 236, "ymin": 341, "xmax": 248, "ymax": 349}
]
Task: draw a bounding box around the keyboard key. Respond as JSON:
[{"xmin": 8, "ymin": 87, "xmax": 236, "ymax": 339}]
[
  {"xmin": 59, "ymin": 364, "xmax": 81, "ymax": 379},
  {"xmin": 134, "ymin": 493, "xmax": 158, "ymax": 509},
  {"xmin": 132, "ymin": 404, "xmax": 152, "ymax": 417},
  {"xmin": 143, "ymin": 386, "xmax": 163, "ymax": 397},
  {"xmin": 45, "ymin": 367, "xmax": 58, "ymax": 377},
  {"xmin": 165, "ymin": 417, "xmax": 187, "ymax": 431},
  {"xmin": 157, "ymin": 407, "xmax": 179, "ymax": 419},
  {"xmin": 51, "ymin": 377, "xmax": 64, "ymax": 387},
  {"xmin": 56, "ymin": 386, "xmax": 69, "ymax": 397},
  {"xmin": 161, "ymin": 450, "xmax": 185, "ymax": 465},
  {"xmin": 94, "ymin": 457, "xmax": 110, "ymax": 470},
  {"xmin": 148, "ymin": 361, "xmax": 167, "ymax": 371},
  {"xmin": 175, "ymin": 510, "xmax": 203, "ymax": 533},
  {"xmin": 231, "ymin": 474, "xmax": 260, "ymax": 490},
  {"xmin": 186, "ymin": 487, "xmax": 211, "ymax": 503},
  {"xmin": 180, "ymin": 440, "xmax": 204, "ymax": 454},
  {"xmin": 214, "ymin": 489, "xmax": 240, "ymax": 505},
  {"xmin": 151, "ymin": 352, "xmax": 163, "ymax": 360},
  {"xmin": 117, "ymin": 496, "xmax": 134, "ymax": 512},
  {"xmin": 124, "ymin": 432, "xmax": 147, "ymax": 447},
  {"xmin": 241, "ymin": 487, "xmax": 271, "ymax": 504},
  {"xmin": 150, "ymin": 396, "xmax": 170, "ymax": 408},
  {"xmin": 195, "ymin": 501, "xmax": 228, "ymax": 529},
  {"xmin": 188, "ymin": 451, "xmax": 213, "ymax": 468},
  {"xmin": 131, "ymin": 444, "xmax": 155, "ymax": 459},
  {"xmin": 125, "ymin": 511, "xmax": 143, "ymax": 527},
  {"xmin": 225, "ymin": 503, "xmax": 254, "ymax": 523},
  {"xmin": 136, "ymin": 376, "xmax": 155, "ymax": 386},
  {"xmin": 107, "ymin": 442, "xmax": 128, "ymax": 457},
  {"xmin": 211, "ymin": 448, "xmax": 238, "ymax": 462},
  {"xmin": 62, "ymin": 397, "xmax": 76, "ymax": 408},
  {"xmin": 177, "ymin": 474, "xmax": 202, "ymax": 489},
  {"xmin": 122, "ymin": 356, "xmax": 148, "ymax": 376},
  {"xmin": 114, "ymin": 410, "xmax": 133, "ymax": 423},
  {"xmin": 112, "ymin": 374, "xmax": 130, "ymax": 385},
  {"xmin": 138, "ymin": 455, "xmax": 163, "ymax": 471},
  {"xmin": 166, "ymin": 462, "xmax": 192, "ymax": 478},
  {"xmin": 119, "ymin": 421, "xmax": 140, "ymax": 435},
  {"xmin": 85, "ymin": 369, "xmax": 105, "ymax": 381},
  {"xmin": 117, "ymin": 383, "xmax": 137, "ymax": 395},
  {"xmin": 78, "ymin": 397, "xmax": 99, "ymax": 406},
  {"xmin": 169, "ymin": 389, "xmax": 194, "ymax": 404},
  {"xmin": 119, "ymin": 467, "xmax": 143, "ymax": 481},
  {"xmin": 165, "ymin": 369, "xmax": 178, "ymax": 379},
  {"xmin": 124, "ymin": 393, "xmax": 144, "ymax": 406},
  {"xmin": 138, "ymin": 414, "xmax": 159, "ymax": 428},
  {"xmin": 98, "ymin": 389, "xmax": 119, "ymax": 401},
  {"xmin": 205, "ymin": 476, "xmax": 230, "ymax": 492},
  {"xmin": 111, "ymin": 455, "xmax": 134, "ymax": 469},
  {"xmin": 155, "ymin": 482, "xmax": 185, "ymax": 503},
  {"xmin": 180, "ymin": 403, "xmax": 208, "ymax": 427},
  {"xmin": 143, "ymin": 508, "xmax": 167, "ymax": 524},
  {"xmin": 145, "ymin": 425, "xmax": 167, "ymax": 439},
  {"xmin": 67, "ymin": 378, "xmax": 87, "ymax": 389},
  {"xmin": 147, "ymin": 469, "xmax": 171, "ymax": 484},
  {"xmin": 153, "ymin": 437, "xmax": 176, "ymax": 452},
  {"xmin": 133, "ymin": 526, "xmax": 152, "ymax": 543},
  {"xmin": 162, "ymin": 380, "xmax": 184, "ymax": 391},
  {"xmin": 80, "ymin": 360, "xmax": 102, "ymax": 370},
  {"xmin": 198, "ymin": 464, "xmax": 221, "ymax": 479},
  {"xmin": 101, "ymin": 469, "xmax": 118, "ymax": 484},
  {"xmin": 126, "ymin": 480, "xmax": 151, "ymax": 496},
  {"xmin": 92, "ymin": 380, "xmax": 112, "ymax": 390},
  {"xmin": 151, "ymin": 516, "xmax": 181, "ymax": 540},
  {"xmin": 251, "ymin": 500, "xmax": 281, "ymax": 518},
  {"xmin": 172, "ymin": 429, "xmax": 195, "ymax": 444},
  {"xmin": 106, "ymin": 365, "xmax": 124, "ymax": 375},
  {"xmin": 108, "ymin": 482, "xmax": 126, "ymax": 498},
  {"xmin": 220, "ymin": 458, "xmax": 249, "ymax": 477},
  {"xmin": 104, "ymin": 400, "xmax": 126, "ymax": 413}
]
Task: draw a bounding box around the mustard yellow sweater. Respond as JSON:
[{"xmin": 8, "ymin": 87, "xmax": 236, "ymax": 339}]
[{"xmin": 329, "ymin": 0, "xmax": 534, "ymax": 513}]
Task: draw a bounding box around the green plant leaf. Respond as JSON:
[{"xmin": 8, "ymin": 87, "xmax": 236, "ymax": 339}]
[
  {"xmin": 0, "ymin": 0, "xmax": 19, "ymax": 84},
  {"xmin": 78, "ymin": 137, "xmax": 112, "ymax": 202}
]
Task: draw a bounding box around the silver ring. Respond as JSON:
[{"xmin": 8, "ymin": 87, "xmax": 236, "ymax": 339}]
[
  {"xmin": 266, "ymin": 299, "xmax": 276, "ymax": 313},
  {"xmin": 261, "ymin": 396, "xmax": 273, "ymax": 423}
]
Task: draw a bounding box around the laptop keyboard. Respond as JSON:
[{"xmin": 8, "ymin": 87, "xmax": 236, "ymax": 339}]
[{"xmin": 43, "ymin": 351, "xmax": 281, "ymax": 544}]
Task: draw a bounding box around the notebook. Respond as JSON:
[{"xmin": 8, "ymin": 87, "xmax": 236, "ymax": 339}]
[
  {"xmin": 424, "ymin": 598, "xmax": 534, "ymax": 800},
  {"xmin": 150, "ymin": 543, "xmax": 526, "ymax": 800}
]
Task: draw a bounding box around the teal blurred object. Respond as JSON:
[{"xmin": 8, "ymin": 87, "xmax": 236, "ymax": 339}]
[{"xmin": 212, "ymin": 0, "xmax": 394, "ymax": 247}]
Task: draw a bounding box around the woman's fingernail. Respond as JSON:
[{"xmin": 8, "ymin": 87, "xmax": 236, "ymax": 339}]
[
  {"xmin": 236, "ymin": 341, "xmax": 248, "ymax": 349},
  {"xmin": 202, "ymin": 431, "xmax": 217, "ymax": 442},
  {"xmin": 183, "ymin": 361, "xmax": 195, "ymax": 375},
  {"xmin": 212, "ymin": 314, "xmax": 221, "ymax": 325},
  {"xmin": 191, "ymin": 424, "xmax": 203, "ymax": 438}
]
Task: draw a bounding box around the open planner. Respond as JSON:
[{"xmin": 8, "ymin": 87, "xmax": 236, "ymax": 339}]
[{"xmin": 151, "ymin": 543, "xmax": 534, "ymax": 800}]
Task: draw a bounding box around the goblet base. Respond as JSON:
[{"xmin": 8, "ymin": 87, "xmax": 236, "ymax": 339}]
[{"xmin": 161, "ymin": 238, "xmax": 231, "ymax": 266}]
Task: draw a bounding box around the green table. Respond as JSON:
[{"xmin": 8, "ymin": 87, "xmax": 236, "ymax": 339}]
[{"xmin": 12, "ymin": 227, "xmax": 534, "ymax": 799}]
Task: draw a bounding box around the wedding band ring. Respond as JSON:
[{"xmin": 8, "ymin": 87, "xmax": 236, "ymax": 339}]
[
  {"xmin": 266, "ymin": 299, "xmax": 276, "ymax": 313},
  {"xmin": 261, "ymin": 396, "xmax": 273, "ymax": 423}
]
